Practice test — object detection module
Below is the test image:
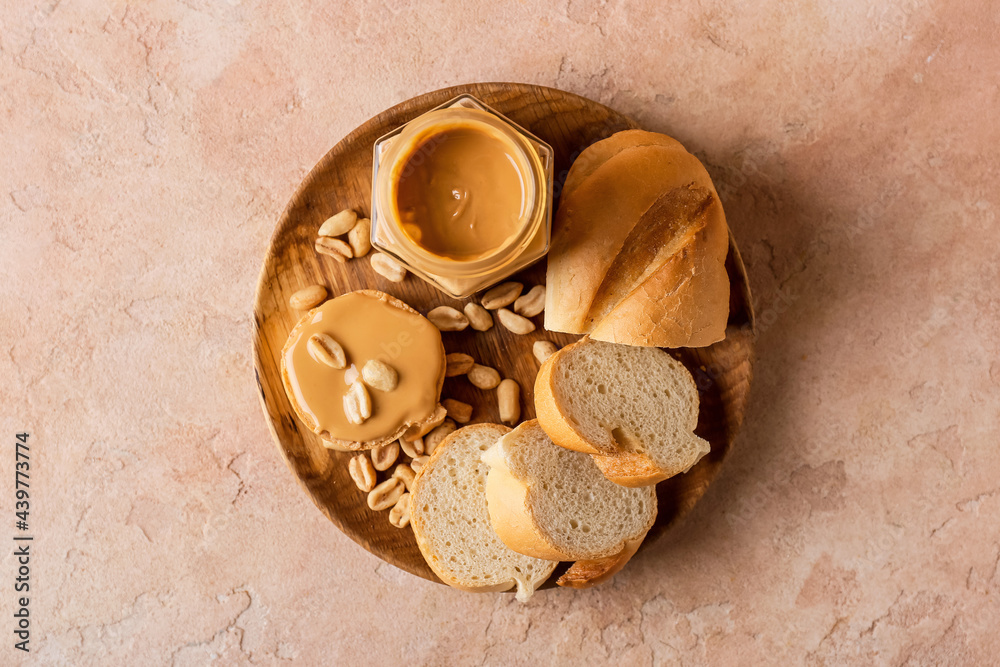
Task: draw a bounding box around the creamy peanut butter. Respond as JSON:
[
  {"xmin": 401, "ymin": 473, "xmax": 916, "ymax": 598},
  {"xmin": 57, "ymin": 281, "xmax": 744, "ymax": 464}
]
[
  {"xmin": 282, "ymin": 291, "xmax": 444, "ymax": 443},
  {"xmin": 393, "ymin": 122, "xmax": 527, "ymax": 261}
]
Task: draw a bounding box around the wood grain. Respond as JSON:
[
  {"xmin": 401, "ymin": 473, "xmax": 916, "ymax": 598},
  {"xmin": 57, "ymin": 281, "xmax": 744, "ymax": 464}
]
[{"xmin": 252, "ymin": 82, "xmax": 755, "ymax": 585}]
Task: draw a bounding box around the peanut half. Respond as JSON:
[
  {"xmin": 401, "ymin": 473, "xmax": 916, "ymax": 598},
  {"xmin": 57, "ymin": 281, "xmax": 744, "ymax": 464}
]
[
  {"xmin": 307, "ymin": 333, "xmax": 347, "ymax": 369},
  {"xmin": 533, "ymin": 340, "xmax": 558, "ymax": 364},
  {"xmin": 497, "ymin": 308, "xmax": 535, "ymax": 335},
  {"xmin": 445, "ymin": 352, "xmax": 475, "ymax": 377},
  {"xmin": 392, "ymin": 463, "xmax": 416, "ymax": 492},
  {"xmin": 410, "ymin": 455, "xmax": 429, "ymax": 474},
  {"xmin": 467, "ymin": 364, "xmax": 501, "ymax": 390},
  {"xmin": 427, "ymin": 306, "xmax": 469, "ymax": 332},
  {"xmin": 370, "ymin": 252, "xmax": 407, "ymax": 282},
  {"xmin": 362, "ymin": 359, "xmax": 398, "ymax": 392},
  {"xmin": 388, "ymin": 492, "xmax": 411, "ymax": 528},
  {"xmin": 399, "ymin": 436, "xmax": 424, "ymax": 459},
  {"xmin": 463, "ymin": 302, "xmax": 494, "ymax": 331},
  {"xmin": 371, "ymin": 441, "xmax": 399, "ymax": 471},
  {"xmin": 442, "ymin": 398, "xmax": 473, "ymax": 424},
  {"xmin": 424, "ymin": 418, "xmax": 457, "ymax": 455},
  {"xmin": 343, "ymin": 380, "xmax": 372, "ymax": 425},
  {"xmin": 498, "ymin": 378, "xmax": 521, "ymax": 425},
  {"xmin": 481, "ymin": 282, "xmax": 522, "ymax": 310},
  {"xmin": 368, "ymin": 477, "xmax": 404, "ymax": 511},
  {"xmin": 319, "ymin": 209, "xmax": 358, "ymax": 237},
  {"xmin": 289, "ymin": 284, "xmax": 327, "ymax": 310},
  {"xmin": 315, "ymin": 236, "xmax": 353, "ymax": 262},
  {"xmin": 348, "ymin": 454, "xmax": 377, "ymax": 492},
  {"xmin": 348, "ymin": 217, "xmax": 372, "ymax": 258},
  {"xmin": 514, "ymin": 285, "xmax": 546, "ymax": 318}
]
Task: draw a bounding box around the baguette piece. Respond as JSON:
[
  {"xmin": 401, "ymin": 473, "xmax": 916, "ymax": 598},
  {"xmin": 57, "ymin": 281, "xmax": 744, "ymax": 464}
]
[
  {"xmin": 410, "ymin": 424, "xmax": 557, "ymax": 601},
  {"xmin": 482, "ymin": 420, "xmax": 656, "ymax": 562},
  {"xmin": 534, "ymin": 338, "xmax": 710, "ymax": 487},
  {"xmin": 545, "ymin": 131, "xmax": 730, "ymax": 348}
]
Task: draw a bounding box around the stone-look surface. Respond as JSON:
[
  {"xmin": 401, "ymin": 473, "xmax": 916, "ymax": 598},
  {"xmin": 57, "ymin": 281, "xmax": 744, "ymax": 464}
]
[{"xmin": 1, "ymin": 0, "xmax": 998, "ymax": 664}]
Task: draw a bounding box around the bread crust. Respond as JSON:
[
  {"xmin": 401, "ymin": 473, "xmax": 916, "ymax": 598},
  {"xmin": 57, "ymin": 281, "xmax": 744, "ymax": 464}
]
[
  {"xmin": 410, "ymin": 424, "xmax": 556, "ymax": 597},
  {"xmin": 483, "ymin": 422, "xmax": 656, "ymax": 561},
  {"xmin": 280, "ymin": 289, "xmax": 446, "ymax": 451},
  {"xmin": 556, "ymin": 535, "xmax": 646, "ymax": 589}
]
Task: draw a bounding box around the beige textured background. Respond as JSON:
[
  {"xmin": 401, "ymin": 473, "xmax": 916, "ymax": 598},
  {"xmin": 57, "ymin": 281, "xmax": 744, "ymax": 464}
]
[{"xmin": 2, "ymin": 0, "xmax": 998, "ymax": 665}]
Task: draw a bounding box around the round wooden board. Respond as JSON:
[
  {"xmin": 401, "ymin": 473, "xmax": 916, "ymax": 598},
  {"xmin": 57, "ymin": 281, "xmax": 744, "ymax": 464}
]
[{"xmin": 253, "ymin": 82, "xmax": 755, "ymax": 586}]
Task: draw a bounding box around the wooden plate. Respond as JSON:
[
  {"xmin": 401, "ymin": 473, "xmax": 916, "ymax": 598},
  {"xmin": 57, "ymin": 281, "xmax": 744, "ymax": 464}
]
[{"xmin": 253, "ymin": 82, "xmax": 755, "ymax": 585}]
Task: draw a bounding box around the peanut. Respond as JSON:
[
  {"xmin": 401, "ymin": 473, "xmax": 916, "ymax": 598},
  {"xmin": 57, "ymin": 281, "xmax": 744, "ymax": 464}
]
[
  {"xmin": 445, "ymin": 352, "xmax": 475, "ymax": 377},
  {"xmin": 343, "ymin": 380, "xmax": 372, "ymax": 425},
  {"xmin": 533, "ymin": 340, "xmax": 558, "ymax": 364},
  {"xmin": 392, "ymin": 463, "xmax": 416, "ymax": 492},
  {"xmin": 388, "ymin": 492, "xmax": 411, "ymax": 528},
  {"xmin": 498, "ymin": 379, "xmax": 520, "ymax": 425},
  {"xmin": 481, "ymin": 282, "xmax": 522, "ymax": 309},
  {"xmin": 467, "ymin": 364, "xmax": 501, "ymax": 390},
  {"xmin": 319, "ymin": 209, "xmax": 358, "ymax": 236},
  {"xmin": 307, "ymin": 333, "xmax": 346, "ymax": 369},
  {"xmin": 371, "ymin": 441, "xmax": 399, "ymax": 471},
  {"xmin": 442, "ymin": 398, "xmax": 473, "ymax": 424},
  {"xmin": 370, "ymin": 252, "xmax": 407, "ymax": 282},
  {"xmin": 362, "ymin": 359, "xmax": 398, "ymax": 392},
  {"xmin": 367, "ymin": 477, "xmax": 404, "ymax": 511},
  {"xmin": 399, "ymin": 436, "xmax": 424, "ymax": 459},
  {"xmin": 427, "ymin": 306, "xmax": 469, "ymax": 332},
  {"xmin": 464, "ymin": 302, "xmax": 494, "ymax": 331},
  {"xmin": 289, "ymin": 284, "xmax": 327, "ymax": 310},
  {"xmin": 497, "ymin": 308, "xmax": 535, "ymax": 334},
  {"xmin": 315, "ymin": 236, "xmax": 353, "ymax": 262},
  {"xmin": 401, "ymin": 405, "xmax": 446, "ymax": 441},
  {"xmin": 348, "ymin": 217, "xmax": 371, "ymax": 257},
  {"xmin": 410, "ymin": 455, "xmax": 429, "ymax": 474},
  {"xmin": 348, "ymin": 454, "xmax": 376, "ymax": 492},
  {"xmin": 514, "ymin": 285, "xmax": 545, "ymax": 318},
  {"xmin": 424, "ymin": 418, "xmax": 457, "ymax": 455}
]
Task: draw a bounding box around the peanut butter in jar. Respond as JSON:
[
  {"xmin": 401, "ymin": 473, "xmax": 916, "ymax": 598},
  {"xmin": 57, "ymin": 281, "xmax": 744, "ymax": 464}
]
[{"xmin": 371, "ymin": 96, "xmax": 553, "ymax": 298}]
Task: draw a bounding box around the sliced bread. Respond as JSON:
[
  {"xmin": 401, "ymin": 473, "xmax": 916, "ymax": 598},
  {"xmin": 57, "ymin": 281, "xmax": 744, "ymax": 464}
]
[
  {"xmin": 534, "ymin": 337, "xmax": 710, "ymax": 487},
  {"xmin": 482, "ymin": 420, "xmax": 657, "ymax": 563},
  {"xmin": 410, "ymin": 423, "xmax": 557, "ymax": 601}
]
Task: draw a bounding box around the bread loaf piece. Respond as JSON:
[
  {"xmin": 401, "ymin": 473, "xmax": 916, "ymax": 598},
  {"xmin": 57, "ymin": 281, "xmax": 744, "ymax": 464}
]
[
  {"xmin": 410, "ymin": 423, "xmax": 556, "ymax": 601},
  {"xmin": 545, "ymin": 131, "xmax": 730, "ymax": 348},
  {"xmin": 534, "ymin": 337, "xmax": 710, "ymax": 487},
  {"xmin": 482, "ymin": 420, "xmax": 656, "ymax": 563}
]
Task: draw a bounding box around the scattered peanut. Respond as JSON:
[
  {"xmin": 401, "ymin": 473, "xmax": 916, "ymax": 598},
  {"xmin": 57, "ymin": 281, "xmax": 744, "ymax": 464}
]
[
  {"xmin": 315, "ymin": 236, "xmax": 353, "ymax": 262},
  {"xmin": 533, "ymin": 340, "xmax": 559, "ymax": 364},
  {"xmin": 348, "ymin": 217, "xmax": 371, "ymax": 257},
  {"xmin": 368, "ymin": 477, "xmax": 404, "ymax": 511},
  {"xmin": 514, "ymin": 285, "xmax": 546, "ymax": 318},
  {"xmin": 389, "ymin": 492, "xmax": 411, "ymax": 528},
  {"xmin": 467, "ymin": 364, "xmax": 501, "ymax": 390},
  {"xmin": 464, "ymin": 302, "xmax": 494, "ymax": 331},
  {"xmin": 343, "ymin": 380, "xmax": 372, "ymax": 425},
  {"xmin": 319, "ymin": 209, "xmax": 358, "ymax": 236},
  {"xmin": 445, "ymin": 352, "xmax": 475, "ymax": 377},
  {"xmin": 370, "ymin": 252, "xmax": 407, "ymax": 282},
  {"xmin": 410, "ymin": 456, "xmax": 429, "ymax": 474},
  {"xmin": 497, "ymin": 308, "xmax": 536, "ymax": 334},
  {"xmin": 442, "ymin": 398, "xmax": 473, "ymax": 424},
  {"xmin": 348, "ymin": 454, "xmax": 377, "ymax": 492},
  {"xmin": 481, "ymin": 282, "xmax": 523, "ymax": 309},
  {"xmin": 400, "ymin": 436, "xmax": 424, "ymax": 459},
  {"xmin": 362, "ymin": 359, "xmax": 398, "ymax": 392},
  {"xmin": 371, "ymin": 441, "xmax": 399, "ymax": 471},
  {"xmin": 392, "ymin": 463, "xmax": 416, "ymax": 492},
  {"xmin": 498, "ymin": 379, "xmax": 521, "ymax": 425},
  {"xmin": 427, "ymin": 306, "xmax": 469, "ymax": 332},
  {"xmin": 424, "ymin": 418, "xmax": 457, "ymax": 455},
  {"xmin": 307, "ymin": 333, "xmax": 347, "ymax": 369},
  {"xmin": 289, "ymin": 284, "xmax": 327, "ymax": 310}
]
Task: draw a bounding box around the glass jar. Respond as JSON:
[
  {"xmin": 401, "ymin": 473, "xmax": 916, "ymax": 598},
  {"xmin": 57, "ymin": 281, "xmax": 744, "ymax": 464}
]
[{"xmin": 370, "ymin": 94, "xmax": 553, "ymax": 298}]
